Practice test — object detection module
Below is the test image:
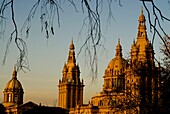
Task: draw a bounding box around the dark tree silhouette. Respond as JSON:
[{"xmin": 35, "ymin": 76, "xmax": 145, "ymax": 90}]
[
  {"xmin": 160, "ymin": 35, "xmax": 170, "ymax": 113},
  {"xmin": 0, "ymin": 103, "xmax": 6, "ymax": 114}
]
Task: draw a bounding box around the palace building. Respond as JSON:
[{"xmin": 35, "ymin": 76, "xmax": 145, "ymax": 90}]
[
  {"xmin": 2, "ymin": 66, "xmax": 68, "ymax": 114},
  {"xmin": 2, "ymin": 8, "xmax": 160, "ymax": 114},
  {"xmin": 58, "ymin": 9, "xmax": 160, "ymax": 114},
  {"xmin": 2, "ymin": 66, "xmax": 38, "ymax": 114}
]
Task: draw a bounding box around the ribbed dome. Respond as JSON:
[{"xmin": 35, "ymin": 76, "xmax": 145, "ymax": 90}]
[
  {"xmin": 107, "ymin": 56, "xmax": 127, "ymax": 72},
  {"xmin": 5, "ymin": 78, "xmax": 23, "ymax": 90},
  {"xmin": 105, "ymin": 39, "xmax": 128, "ymax": 75},
  {"xmin": 4, "ymin": 66, "xmax": 23, "ymax": 91}
]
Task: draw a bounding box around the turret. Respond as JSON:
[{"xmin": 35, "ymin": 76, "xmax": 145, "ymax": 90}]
[
  {"xmin": 115, "ymin": 38, "xmax": 122, "ymax": 57},
  {"xmin": 131, "ymin": 8, "xmax": 154, "ymax": 63},
  {"xmin": 3, "ymin": 65, "xmax": 24, "ymax": 107}
]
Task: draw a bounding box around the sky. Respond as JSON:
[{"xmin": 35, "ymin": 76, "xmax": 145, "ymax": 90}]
[{"xmin": 0, "ymin": 0, "xmax": 170, "ymax": 106}]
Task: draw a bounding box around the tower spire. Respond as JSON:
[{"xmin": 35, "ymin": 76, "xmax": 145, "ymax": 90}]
[
  {"xmin": 136, "ymin": 7, "xmax": 148, "ymax": 48},
  {"xmin": 58, "ymin": 37, "xmax": 84, "ymax": 109},
  {"xmin": 140, "ymin": 7, "xmax": 143, "ymax": 15},
  {"xmin": 12, "ymin": 65, "xmax": 17, "ymax": 79},
  {"xmin": 69, "ymin": 38, "xmax": 75, "ymax": 50},
  {"xmin": 68, "ymin": 39, "xmax": 76, "ymax": 64},
  {"xmin": 118, "ymin": 38, "xmax": 120, "ymax": 45},
  {"xmin": 134, "ymin": 8, "xmax": 154, "ymax": 62},
  {"xmin": 138, "ymin": 7, "xmax": 146, "ymax": 38},
  {"xmin": 115, "ymin": 38, "xmax": 122, "ymax": 57}
]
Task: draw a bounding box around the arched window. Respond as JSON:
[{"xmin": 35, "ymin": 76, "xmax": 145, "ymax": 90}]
[
  {"xmin": 8, "ymin": 94, "xmax": 12, "ymax": 102},
  {"xmin": 99, "ymin": 100, "xmax": 103, "ymax": 106},
  {"xmin": 115, "ymin": 78, "xmax": 117, "ymax": 87},
  {"xmin": 106, "ymin": 80, "xmax": 109, "ymax": 88},
  {"xmin": 118, "ymin": 78, "xmax": 121, "ymax": 87},
  {"xmin": 14, "ymin": 94, "xmax": 18, "ymax": 103}
]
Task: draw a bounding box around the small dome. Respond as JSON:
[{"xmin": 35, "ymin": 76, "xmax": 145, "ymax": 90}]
[
  {"xmin": 5, "ymin": 78, "xmax": 23, "ymax": 90},
  {"xmin": 4, "ymin": 66, "xmax": 23, "ymax": 91},
  {"xmin": 3, "ymin": 66, "xmax": 24, "ymax": 107}
]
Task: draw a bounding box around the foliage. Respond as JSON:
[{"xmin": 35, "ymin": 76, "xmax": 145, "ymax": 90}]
[
  {"xmin": 0, "ymin": 103, "xmax": 6, "ymax": 114},
  {"xmin": 160, "ymin": 35, "xmax": 170, "ymax": 113}
]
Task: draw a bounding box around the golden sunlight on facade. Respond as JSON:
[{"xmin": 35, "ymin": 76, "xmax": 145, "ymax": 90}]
[
  {"xmin": 58, "ymin": 9, "xmax": 160, "ymax": 114},
  {"xmin": 2, "ymin": 9, "xmax": 160, "ymax": 114},
  {"xmin": 58, "ymin": 40, "xmax": 84, "ymax": 109},
  {"xmin": 3, "ymin": 66, "xmax": 24, "ymax": 113}
]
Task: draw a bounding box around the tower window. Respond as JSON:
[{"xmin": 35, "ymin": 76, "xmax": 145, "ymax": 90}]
[
  {"xmin": 14, "ymin": 94, "xmax": 18, "ymax": 103},
  {"xmin": 8, "ymin": 94, "xmax": 12, "ymax": 102},
  {"xmin": 141, "ymin": 32, "xmax": 143, "ymax": 36}
]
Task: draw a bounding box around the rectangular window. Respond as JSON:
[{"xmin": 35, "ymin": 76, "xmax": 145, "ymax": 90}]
[
  {"xmin": 8, "ymin": 94, "xmax": 11, "ymax": 102},
  {"xmin": 14, "ymin": 94, "xmax": 17, "ymax": 103}
]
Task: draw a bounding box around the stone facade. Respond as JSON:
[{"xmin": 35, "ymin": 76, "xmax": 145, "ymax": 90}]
[{"xmin": 59, "ymin": 9, "xmax": 160, "ymax": 114}]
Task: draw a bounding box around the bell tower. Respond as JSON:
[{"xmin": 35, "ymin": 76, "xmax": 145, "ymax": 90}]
[
  {"xmin": 131, "ymin": 8, "xmax": 154, "ymax": 64},
  {"xmin": 127, "ymin": 8, "xmax": 158, "ymax": 113},
  {"xmin": 58, "ymin": 39, "xmax": 84, "ymax": 109}
]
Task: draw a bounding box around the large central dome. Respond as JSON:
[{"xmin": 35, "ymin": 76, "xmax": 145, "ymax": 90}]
[
  {"xmin": 106, "ymin": 56, "xmax": 127, "ymax": 75},
  {"xmin": 105, "ymin": 39, "xmax": 128, "ymax": 77},
  {"xmin": 102, "ymin": 39, "xmax": 128, "ymax": 93}
]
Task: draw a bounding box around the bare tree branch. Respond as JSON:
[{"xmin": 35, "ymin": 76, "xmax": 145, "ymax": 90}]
[
  {"xmin": 142, "ymin": 0, "xmax": 170, "ymax": 55},
  {"xmin": 3, "ymin": 0, "xmax": 29, "ymax": 72},
  {"xmin": 0, "ymin": 0, "xmax": 170, "ymax": 83}
]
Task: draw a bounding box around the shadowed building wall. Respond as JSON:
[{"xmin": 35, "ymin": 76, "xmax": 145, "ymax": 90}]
[{"xmin": 68, "ymin": 9, "xmax": 160, "ymax": 114}]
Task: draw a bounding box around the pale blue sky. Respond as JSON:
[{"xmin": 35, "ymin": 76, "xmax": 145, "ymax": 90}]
[{"xmin": 0, "ymin": 0, "xmax": 170, "ymax": 106}]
